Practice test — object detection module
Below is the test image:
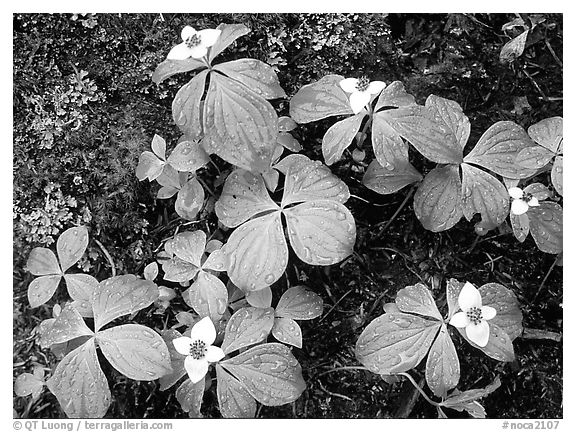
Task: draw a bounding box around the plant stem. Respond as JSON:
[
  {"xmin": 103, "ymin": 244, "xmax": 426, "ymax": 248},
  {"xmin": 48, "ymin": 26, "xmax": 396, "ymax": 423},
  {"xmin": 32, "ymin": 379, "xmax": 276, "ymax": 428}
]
[
  {"xmin": 397, "ymin": 372, "xmax": 439, "ymax": 407},
  {"xmin": 374, "ymin": 185, "xmax": 416, "ymax": 239},
  {"xmin": 94, "ymin": 239, "xmax": 116, "ymax": 277}
]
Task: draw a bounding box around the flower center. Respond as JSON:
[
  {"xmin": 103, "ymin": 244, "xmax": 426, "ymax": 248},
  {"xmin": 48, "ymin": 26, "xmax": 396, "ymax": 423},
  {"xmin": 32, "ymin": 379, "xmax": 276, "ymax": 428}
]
[
  {"xmin": 185, "ymin": 34, "xmax": 202, "ymax": 48},
  {"xmin": 522, "ymin": 192, "xmax": 534, "ymax": 203},
  {"xmin": 355, "ymin": 76, "xmax": 370, "ymax": 92},
  {"xmin": 466, "ymin": 307, "xmax": 483, "ymax": 325},
  {"xmin": 189, "ymin": 340, "xmax": 207, "ymax": 360}
]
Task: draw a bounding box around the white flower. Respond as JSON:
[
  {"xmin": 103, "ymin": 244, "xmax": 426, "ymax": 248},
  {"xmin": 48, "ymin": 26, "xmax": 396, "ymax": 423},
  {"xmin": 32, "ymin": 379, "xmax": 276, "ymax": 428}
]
[
  {"xmin": 339, "ymin": 77, "xmax": 386, "ymax": 114},
  {"xmin": 167, "ymin": 26, "xmax": 222, "ymax": 60},
  {"xmin": 173, "ymin": 316, "xmax": 225, "ymax": 383},
  {"xmin": 449, "ymin": 282, "xmax": 497, "ymax": 347},
  {"xmin": 508, "ymin": 186, "xmax": 539, "ymax": 215}
]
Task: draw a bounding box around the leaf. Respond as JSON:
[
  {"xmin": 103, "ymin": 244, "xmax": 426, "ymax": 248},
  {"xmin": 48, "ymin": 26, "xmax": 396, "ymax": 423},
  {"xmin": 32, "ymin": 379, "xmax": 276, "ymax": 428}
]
[
  {"xmin": 275, "ymin": 286, "xmax": 324, "ymax": 320},
  {"xmin": 176, "ymin": 378, "xmax": 205, "ymax": 418},
  {"xmin": 425, "ymin": 95, "xmax": 470, "ymax": 149},
  {"xmin": 355, "ymin": 312, "xmax": 441, "ymax": 375},
  {"xmin": 96, "ymin": 324, "xmax": 172, "ymax": 380},
  {"xmin": 479, "ymin": 283, "xmax": 523, "ymax": 340},
  {"xmin": 46, "ymin": 339, "xmax": 111, "ymax": 418},
  {"xmin": 276, "ymin": 154, "xmax": 350, "ymax": 206},
  {"xmin": 284, "ymin": 201, "xmax": 356, "ymax": 265},
  {"xmin": 246, "ymin": 286, "xmax": 272, "ymax": 308},
  {"xmin": 202, "ymin": 72, "xmax": 278, "ymax": 173},
  {"xmin": 221, "ymin": 307, "xmax": 275, "ymax": 354},
  {"xmin": 152, "ymin": 58, "xmax": 206, "ymax": 85},
  {"xmin": 167, "ymin": 140, "xmax": 210, "ymax": 172},
  {"xmin": 413, "ymin": 165, "xmax": 463, "ymax": 232},
  {"xmin": 208, "ymin": 23, "xmax": 250, "ymax": 63},
  {"xmin": 214, "ymin": 58, "xmax": 286, "ymax": 99},
  {"xmin": 371, "ymin": 111, "xmax": 410, "ymax": 169},
  {"xmin": 159, "ymin": 329, "xmax": 187, "ymax": 391},
  {"xmin": 202, "ymin": 248, "xmax": 228, "ymax": 273},
  {"xmin": 527, "ymin": 202, "xmax": 563, "ymax": 254},
  {"xmin": 215, "ymin": 169, "xmax": 279, "ymax": 228},
  {"xmin": 156, "ymin": 164, "xmax": 182, "ymax": 189},
  {"xmin": 363, "ymin": 159, "xmax": 421, "ymax": 195},
  {"xmin": 57, "ymin": 226, "xmax": 89, "ymax": 272},
  {"xmin": 322, "ymin": 113, "xmax": 365, "ymax": 165},
  {"xmin": 289, "ymin": 74, "xmax": 353, "ymax": 123},
  {"xmin": 441, "ymin": 377, "xmax": 501, "ymax": 410},
  {"xmin": 151, "ymin": 134, "xmax": 166, "ymax": 160},
  {"xmin": 500, "ymin": 30, "xmax": 529, "ymax": 63},
  {"xmin": 189, "ymin": 270, "xmax": 228, "ymax": 322},
  {"xmin": 272, "ymin": 317, "xmax": 302, "ymax": 348},
  {"xmin": 39, "ymin": 304, "xmax": 93, "ymax": 347},
  {"xmin": 64, "ymin": 273, "xmax": 98, "ymax": 316},
  {"xmin": 220, "ymin": 343, "xmax": 306, "ymax": 406},
  {"xmin": 28, "ymin": 275, "xmax": 61, "ymax": 308},
  {"xmin": 515, "ymin": 146, "xmax": 555, "ymax": 170},
  {"xmin": 92, "ymin": 275, "xmax": 159, "ymax": 331},
  {"xmin": 460, "ymin": 163, "xmax": 510, "ymax": 228},
  {"xmin": 457, "ymin": 323, "xmax": 515, "ymax": 362},
  {"xmin": 395, "ymin": 283, "xmax": 443, "ymax": 321},
  {"xmin": 15, "ymin": 372, "xmax": 44, "ymax": 399},
  {"xmin": 425, "ymin": 324, "xmax": 460, "ymax": 397},
  {"xmin": 175, "ymin": 177, "xmax": 205, "ymax": 221},
  {"xmin": 464, "ymin": 121, "xmax": 537, "ymax": 179},
  {"xmin": 172, "ymin": 70, "xmax": 209, "ymax": 140},
  {"xmin": 374, "ymin": 80, "xmax": 416, "ymax": 111},
  {"xmin": 278, "ymin": 116, "xmax": 297, "ymax": 132},
  {"xmin": 26, "ymin": 247, "xmax": 60, "ymax": 276},
  {"xmin": 528, "ymin": 117, "xmax": 563, "ymax": 153},
  {"xmin": 166, "ymin": 230, "xmax": 206, "ymax": 266},
  {"xmin": 216, "ymin": 364, "xmax": 257, "ymax": 418},
  {"xmin": 446, "ymin": 279, "xmax": 465, "ymax": 321},
  {"xmin": 162, "ymin": 257, "xmax": 200, "ymax": 283},
  {"xmin": 277, "ymin": 132, "xmax": 302, "ymax": 152},
  {"xmin": 224, "ymin": 211, "xmax": 288, "ymax": 292},
  {"xmin": 144, "ymin": 262, "xmax": 159, "ymax": 281},
  {"xmin": 524, "ymin": 182, "xmax": 552, "ymax": 201},
  {"xmin": 511, "ymin": 212, "xmax": 530, "ymax": 242},
  {"xmin": 551, "ymin": 156, "xmax": 563, "ymax": 196}
]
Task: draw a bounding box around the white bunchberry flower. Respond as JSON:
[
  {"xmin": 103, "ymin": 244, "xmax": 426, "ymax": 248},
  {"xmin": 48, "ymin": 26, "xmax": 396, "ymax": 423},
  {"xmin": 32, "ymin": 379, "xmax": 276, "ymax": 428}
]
[
  {"xmin": 167, "ymin": 26, "xmax": 222, "ymax": 60},
  {"xmin": 508, "ymin": 186, "xmax": 539, "ymax": 215},
  {"xmin": 172, "ymin": 316, "xmax": 225, "ymax": 383},
  {"xmin": 339, "ymin": 77, "xmax": 386, "ymax": 114},
  {"xmin": 449, "ymin": 282, "xmax": 497, "ymax": 347}
]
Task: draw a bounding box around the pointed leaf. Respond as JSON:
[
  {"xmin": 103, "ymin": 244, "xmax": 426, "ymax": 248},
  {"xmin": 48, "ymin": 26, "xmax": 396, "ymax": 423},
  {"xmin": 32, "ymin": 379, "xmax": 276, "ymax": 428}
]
[
  {"xmin": 457, "ymin": 323, "xmax": 515, "ymax": 362},
  {"xmin": 156, "ymin": 164, "xmax": 182, "ymax": 189},
  {"xmin": 221, "ymin": 307, "xmax": 275, "ymax": 354},
  {"xmin": 284, "ymin": 201, "xmax": 356, "ymax": 265},
  {"xmin": 414, "ymin": 165, "xmax": 463, "ymax": 232},
  {"xmin": 356, "ymin": 312, "xmax": 441, "ymax": 375},
  {"xmin": 220, "ymin": 343, "xmax": 306, "ymax": 406},
  {"xmin": 322, "ymin": 113, "xmax": 365, "ymax": 165},
  {"xmin": 363, "ymin": 159, "xmax": 421, "ymax": 195},
  {"xmin": 57, "ymin": 226, "xmax": 89, "ymax": 272},
  {"xmin": 500, "ymin": 30, "xmax": 529, "ymax": 63},
  {"xmin": 92, "ymin": 275, "xmax": 159, "ymax": 331},
  {"xmin": 426, "ymin": 324, "xmax": 460, "ymax": 397},
  {"xmin": 215, "ymin": 58, "xmax": 286, "ymax": 99},
  {"xmin": 289, "ymin": 74, "xmax": 353, "ymax": 123},
  {"xmin": 64, "ymin": 273, "xmax": 98, "ymax": 317},
  {"xmin": 144, "ymin": 262, "xmax": 159, "ymax": 281},
  {"xmin": 202, "ymin": 248, "xmax": 228, "ymax": 273},
  {"xmin": 39, "ymin": 304, "xmax": 93, "ymax": 347},
  {"xmin": 202, "ymin": 72, "xmax": 278, "ymax": 173},
  {"xmin": 172, "ymin": 70, "xmax": 208, "ymax": 140},
  {"xmin": 461, "ymin": 163, "xmax": 509, "ymax": 228},
  {"xmin": 167, "ymin": 140, "xmax": 210, "ymax": 172},
  {"xmin": 278, "ymin": 116, "xmax": 297, "ymax": 132},
  {"xmin": 528, "ymin": 117, "xmax": 563, "ymax": 153},
  {"xmin": 524, "ymin": 182, "xmax": 552, "ymax": 201},
  {"xmin": 152, "ymin": 58, "xmax": 206, "ymax": 85},
  {"xmin": 425, "ymin": 95, "xmax": 470, "ymax": 149},
  {"xmin": 371, "ymin": 111, "xmax": 411, "ymax": 169},
  {"xmin": 97, "ymin": 324, "xmax": 172, "ymax": 380},
  {"xmin": 215, "ymin": 169, "xmax": 279, "ymax": 228},
  {"xmin": 272, "ymin": 317, "xmax": 302, "ymax": 348},
  {"xmin": 551, "ymin": 156, "xmax": 563, "ymax": 196},
  {"xmin": 446, "ymin": 279, "xmax": 465, "ymax": 321},
  {"xmin": 26, "ymin": 247, "xmax": 60, "ymax": 276},
  {"xmin": 166, "ymin": 230, "xmax": 206, "ymax": 266},
  {"xmin": 28, "ymin": 275, "xmax": 61, "ymax": 308},
  {"xmin": 479, "ymin": 283, "xmax": 523, "ymax": 340},
  {"xmin": 375, "ymin": 80, "xmax": 416, "ymax": 111},
  {"xmin": 246, "ymin": 286, "xmax": 272, "ymax": 308},
  {"xmin": 136, "ymin": 151, "xmax": 165, "ymax": 181},
  {"xmin": 162, "ymin": 257, "xmax": 200, "ymax": 283},
  {"xmin": 277, "ymin": 132, "xmax": 302, "ymax": 152},
  {"xmin": 14, "ymin": 373, "xmax": 44, "ymax": 399},
  {"xmin": 216, "ymin": 364, "xmax": 256, "ymax": 418},
  {"xmin": 151, "ymin": 134, "xmax": 166, "ymax": 160},
  {"xmin": 464, "ymin": 121, "xmax": 537, "ymax": 178},
  {"xmin": 159, "ymin": 329, "xmax": 187, "ymax": 391},
  {"xmin": 189, "ymin": 270, "xmax": 228, "ymax": 322},
  {"xmin": 208, "ymin": 23, "xmax": 250, "ymax": 63},
  {"xmin": 46, "ymin": 339, "xmax": 111, "ymax": 418},
  {"xmin": 441, "ymin": 377, "xmax": 501, "ymax": 409},
  {"xmin": 516, "ymin": 146, "xmax": 555, "ymax": 169},
  {"xmin": 175, "ymin": 177, "xmax": 205, "ymax": 221},
  {"xmin": 176, "ymin": 378, "xmax": 205, "ymax": 418},
  {"xmin": 511, "ymin": 212, "xmax": 530, "ymax": 242},
  {"xmin": 157, "ymin": 185, "xmax": 178, "ymax": 199},
  {"xmin": 396, "ymin": 283, "xmax": 442, "ymax": 321},
  {"xmin": 275, "ymin": 286, "xmax": 323, "ymax": 320},
  {"xmin": 225, "ymin": 211, "xmax": 288, "ymax": 292},
  {"xmin": 527, "ymin": 202, "xmax": 563, "ymax": 254}
]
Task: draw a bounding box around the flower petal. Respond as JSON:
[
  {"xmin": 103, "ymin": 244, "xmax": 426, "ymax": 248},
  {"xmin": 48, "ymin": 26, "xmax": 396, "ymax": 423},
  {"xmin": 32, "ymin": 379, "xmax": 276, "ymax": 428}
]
[
  {"xmin": 339, "ymin": 78, "xmax": 359, "ymax": 94},
  {"xmin": 167, "ymin": 43, "xmax": 193, "ymax": 60},
  {"xmin": 511, "ymin": 199, "xmax": 529, "ymax": 215},
  {"xmin": 198, "ymin": 28, "xmax": 222, "ymax": 47},
  {"xmin": 189, "ymin": 45, "xmax": 208, "ymax": 59},
  {"xmin": 367, "ymin": 80, "xmax": 386, "ymax": 95},
  {"xmin": 449, "ymin": 311, "xmax": 471, "ymax": 328},
  {"xmin": 528, "ymin": 197, "xmax": 539, "ymax": 207},
  {"xmin": 205, "ymin": 345, "xmax": 225, "ymax": 363},
  {"xmin": 465, "ymin": 321, "xmax": 490, "ymax": 347},
  {"xmin": 181, "ymin": 26, "xmax": 197, "ymax": 40},
  {"xmin": 481, "ymin": 305, "xmax": 497, "ymax": 321},
  {"xmin": 349, "ymin": 91, "xmax": 371, "ymax": 115},
  {"xmin": 190, "ymin": 316, "xmax": 217, "ymax": 345},
  {"xmin": 508, "ymin": 187, "xmax": 524, "ymax": 199},
  {"xmin": 184, "ymin": 356, "xmax": 209, "ymax": 384},
  {"xmin": 172, "ymin": 336, "xmax": 193, "ymax": 355},
  {"xmin": 458, "ymin": 282, "xmax": 482, "ymax": 311}
]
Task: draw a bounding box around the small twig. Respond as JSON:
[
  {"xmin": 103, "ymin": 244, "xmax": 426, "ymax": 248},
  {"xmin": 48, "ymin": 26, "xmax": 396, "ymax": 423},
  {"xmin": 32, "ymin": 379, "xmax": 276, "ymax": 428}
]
[
  {"xmin": 522, "ymin": 68, "xmax": 549, "ymax": 101},
  {"xmin": 318, "ymin": 289, "xmax": 353, "ymax": 323},
  {"xmin": 94, "ymin": 239, "xmax": 116, "ymax": 277},
  {"xmin": 530, "ymin": 255, "xmax": 560, "ymax": 305},
  {"xmin": 374, "ymin": 185, "xmax": 416, "ymax": 238},
  {"xmin": 544, "ymin": 38, "xmax": 563, "ymax": 68},
  {"xmin": 314, "ymin": 366, "xmax": 370, "ymax": 378},
  {"xmin": 317, "ymin": 381, "xmax": 356, "ymax": 404},
  {"xmin": 521, "ymin": 328, "xmax": 562, "ymax": 342}
]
